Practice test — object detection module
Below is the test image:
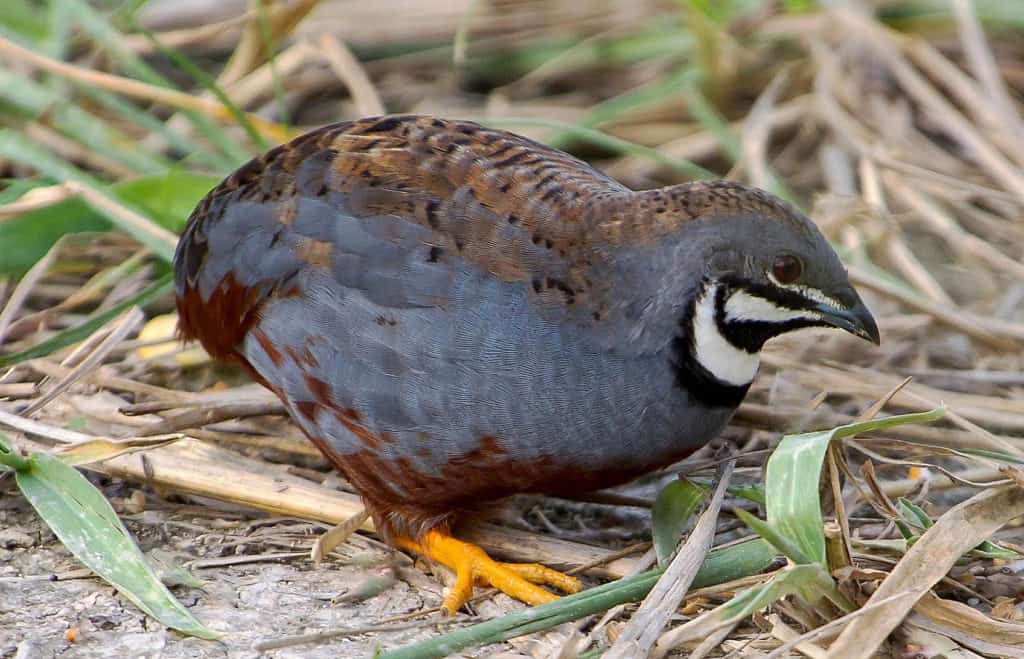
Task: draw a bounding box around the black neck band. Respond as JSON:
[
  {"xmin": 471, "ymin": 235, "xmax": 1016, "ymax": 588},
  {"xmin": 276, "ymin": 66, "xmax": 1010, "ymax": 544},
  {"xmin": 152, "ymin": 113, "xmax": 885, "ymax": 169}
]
[{"xmin": 669, "ymin": 283, "xmax": 751, "ymax": 409}]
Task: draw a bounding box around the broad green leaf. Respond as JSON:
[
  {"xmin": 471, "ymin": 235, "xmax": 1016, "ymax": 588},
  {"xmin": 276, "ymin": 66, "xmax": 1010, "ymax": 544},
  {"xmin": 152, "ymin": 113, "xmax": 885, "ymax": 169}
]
[
  {"xmin": 0, "ymin": 130, "xmax": 182, "ymax": 262},
  {"xmin": 0, "ymin": 172, "xmax": 218, "ymax": 275},
  {"xmin": 764, "ymin": 408, "xmax": 946, "ymax": 567},
  {"xmin": 897, "ymin": 497, "xmax": 933, "ymax": 539},
  {"xmin": 764, "ymin": 427, "xmax": 834, "ymax": 565},
  {"xmin": 115, "ymin": 171, "xmax": 220, "ymax": 230},
  {"xmin": 652, "ymin": 478, "xmax": 707, "ymax": 566},
  {"xmin": 8, "ymin": 443, "xmax": 216, "ymax": 638}
]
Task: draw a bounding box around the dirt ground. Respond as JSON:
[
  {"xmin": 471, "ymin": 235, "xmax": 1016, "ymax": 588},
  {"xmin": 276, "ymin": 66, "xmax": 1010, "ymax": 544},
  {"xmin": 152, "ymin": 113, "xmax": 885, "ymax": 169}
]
[
  {"xmin": 0, "ymin": 481, "xmax": 503, "ymax": 658},
  {"xmin": 0, "ymin": 474, "xmax": 659, "ymax": 659}
]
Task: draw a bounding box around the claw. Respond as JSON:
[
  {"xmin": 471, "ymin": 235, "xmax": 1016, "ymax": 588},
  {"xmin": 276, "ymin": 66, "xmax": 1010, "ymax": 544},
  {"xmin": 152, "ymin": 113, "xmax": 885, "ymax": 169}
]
[{"xmin": 397, "ymin": 530, "xmax": 582, "ymax": 615}]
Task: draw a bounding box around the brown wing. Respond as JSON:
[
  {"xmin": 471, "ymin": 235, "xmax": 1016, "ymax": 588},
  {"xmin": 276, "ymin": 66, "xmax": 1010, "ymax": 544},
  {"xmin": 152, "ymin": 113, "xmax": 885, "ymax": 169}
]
[{"xmin": 174, "ymin": 115, "xmax": 638, "ymax": 358}]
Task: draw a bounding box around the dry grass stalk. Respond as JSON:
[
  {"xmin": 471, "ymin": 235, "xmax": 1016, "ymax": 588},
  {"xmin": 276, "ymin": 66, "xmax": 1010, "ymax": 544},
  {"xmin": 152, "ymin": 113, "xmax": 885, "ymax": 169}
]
[
  {"xmin": 316, "ymin": 33, "xmax": 386, "ymax": 116},
  {"xmin": 0, "ymin": 35, "xmax": 289, "ymax": 142},
  {"xmin": 605, "ymin": 459, "xmax": 734, "ymax": 658}
]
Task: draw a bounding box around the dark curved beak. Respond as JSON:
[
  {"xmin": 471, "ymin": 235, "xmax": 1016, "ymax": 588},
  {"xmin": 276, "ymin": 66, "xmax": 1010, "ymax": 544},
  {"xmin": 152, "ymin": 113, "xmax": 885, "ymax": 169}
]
[{"xmin": 815, "ymin": 292, "xmax": 881, "ymax": 345}]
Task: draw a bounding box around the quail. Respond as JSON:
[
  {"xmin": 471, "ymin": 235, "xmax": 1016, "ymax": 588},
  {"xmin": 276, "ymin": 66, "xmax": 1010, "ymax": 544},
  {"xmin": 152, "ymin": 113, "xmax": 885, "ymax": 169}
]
[{"xmin": 173, "ymin": 115, "xmax": 880, "ymax": 615}]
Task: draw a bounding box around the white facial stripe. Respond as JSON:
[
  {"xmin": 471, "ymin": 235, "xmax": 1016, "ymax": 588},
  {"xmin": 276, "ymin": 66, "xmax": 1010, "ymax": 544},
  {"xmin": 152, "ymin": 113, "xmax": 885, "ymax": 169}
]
[
  {"xmin": 725, "ymin": 290, "xmax": 822, "ymax": 324},
  {"xmin": 692, "ymin": 285, "xmax": 760, "ymax": 386},
  {"xmin": 766, "ymin": 273, "xmax": 847, "ymax": 309}
]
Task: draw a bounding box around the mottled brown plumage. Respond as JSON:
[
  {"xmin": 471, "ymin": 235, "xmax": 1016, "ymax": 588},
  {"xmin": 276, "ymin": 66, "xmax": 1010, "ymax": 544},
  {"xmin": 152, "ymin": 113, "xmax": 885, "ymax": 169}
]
[
  {"xmin": 178, "ymin": 116, "xmax": 807, "ymax": 360},
  {"xmin": 174, "ymin": 115, "xmax": 877, "ymax": 614}
]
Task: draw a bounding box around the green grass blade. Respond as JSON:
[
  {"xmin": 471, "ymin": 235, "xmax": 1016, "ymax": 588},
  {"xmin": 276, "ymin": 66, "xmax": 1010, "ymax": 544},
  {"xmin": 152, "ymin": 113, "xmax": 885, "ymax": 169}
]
[
  {"xmin": 0, "ymin": 0, "xmax": 49, "ymax": 41},
  {"xmin": 734, "ymin": 508, "xmax": 812, "ymax": 565},
  {"xmin": 0, "ymin": 130, "xmax": 185, "ymax": 263},
  {"xmin": 59, "ymin": 0, "xmax": 169, "ymax": 85},
  {"xmin": 0, "ymin": 129, "xmax": 179, "ymax": 259},
  {"xmin": 764, "ymin": 428, "xmax": 833, "ymax": 565},
  {"xmin": 652, "ymin": 477, "xmax": 707, "ymax": 566},
  {"xmin": 9, "ymin": 445, "xmax": 216, "ymax": 639},
  {"xmin": 138, "ymin": 27, "xmax": 268, "ymax": 154},
  {"xmin": 717, "ymin": 563, "xmax": 845, "ymax": 621},
  {"xmin": 544, "ymin": 68, "xmax": 696, "ymax": 149},
  {"xmin": 0, "ymin": 67, "xmax": 170, "ymax": 175},
  {"xmin": 689, "ymin": 478, "xmax": 765, "ymax": 505},
  {"xmin": 380, "ymin": 538, "xmax": 778, "ymax": 659},
  {"xmin": 76, "ymin": 84, "xmax": 220, "ymax": 171},
  {"xmin": 896, "ymin": 497, "xmax": 1020, "ymax": 559},
  {"xmin": 59, "ymin": 0, "xmax": 250, "ymax": 170},
  {"xmin": 0, "ymin": 432, "xmax": 30, "ymax": 471},
  {"xmin": 0, "ymin": 273, "xmax": 172, "ymax": 367},
  {"xmin": 680, "ymin": 72, "xmax": 797, "ymax": 203}
]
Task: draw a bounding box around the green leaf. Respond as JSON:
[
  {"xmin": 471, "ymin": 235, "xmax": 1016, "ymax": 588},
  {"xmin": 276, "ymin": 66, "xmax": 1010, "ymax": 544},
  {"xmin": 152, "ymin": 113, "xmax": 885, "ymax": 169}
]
[
  {"xmin": 56, "ymin": 0, "xmax": 248, "ymax": 170},
  {"xmin": 10, "ymin": 445, "xmax": 216, "ymax": 638},
  {"xmin": 0, "ymin": 0, "xmax": 50, "ymax": 41},
  {"xmin": 689, "ymin": 478, "xmax": 765, "ymax": 505},
  {"xmin": 0, "ymin": 130, "xmax": 182, "ymax": 262},
  {"xmin": 764, "ymin": 428, "xmax": 834, "ymax": 565},
  {"xmin": 717, "ymin": 563, "xmax": 847, "ymax": 623},
  {"xmin": 652, "ymin": 477, "xmax": 707, "ymax": 566},
  {"xmin": 735, "ymin": 508, "xmax": 812, "ymax": 564},
  {"xmin": 961, "ymin": 449, "xmax": 1024, "ymax": 466},
  {"xmin": 896, "ymin": 497, "xmax": 1020, "ymax": 560},
  {"xmin": 115, "ymin": 171, "xmax": 220, "ymax": 231},
  {"xmin": 543, "ymin": 68, "xmax": 696, "ymax": 150},
  {"xmin": 897, "ymin": 498, "xmax": 932, "ymax": 528},
  {"xmin": 0, "ymin": 67, "xmax": 170, "ymax": 175},
  {"xmin": 137, "ymin": 27, "xmax": 269, "ymax": 154},
  {"xmin": 0, "ymin": 202, "xmax": 108, "ymax": 276},
  {"xmin": 0, "ymin": 433, "xmax": 30, "ymax": 471},
  {"xmin": 0, "ymin": 172, "xmax": 217, "ymax": 275},
  {"xmin": 970, "ymin": 541, "xmax": 1022, "ymax": 560},
  {"xmin": 763, "ymin": 408, "xmax": 947, "ymax": 567}
]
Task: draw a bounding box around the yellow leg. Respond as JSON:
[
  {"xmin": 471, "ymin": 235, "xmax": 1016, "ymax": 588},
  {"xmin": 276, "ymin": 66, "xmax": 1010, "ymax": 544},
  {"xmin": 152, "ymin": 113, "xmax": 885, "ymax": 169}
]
[{"xmin": 397, "ymin": 530, "xmax": 582, "ymax": 615}]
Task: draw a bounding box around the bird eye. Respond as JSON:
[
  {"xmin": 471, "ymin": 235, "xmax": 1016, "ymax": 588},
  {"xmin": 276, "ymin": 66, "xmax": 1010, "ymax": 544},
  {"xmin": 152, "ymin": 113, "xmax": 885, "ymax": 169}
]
[{"xmin": 772, "ymin": 254, "xmax": 803, "ymax": 284}]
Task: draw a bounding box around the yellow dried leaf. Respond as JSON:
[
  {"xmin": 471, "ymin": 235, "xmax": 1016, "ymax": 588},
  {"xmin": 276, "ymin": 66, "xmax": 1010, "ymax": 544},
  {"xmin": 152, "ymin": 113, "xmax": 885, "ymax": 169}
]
[{"xmin": 135, "ymin": 313, "xmax": 208, "ymax": 366}]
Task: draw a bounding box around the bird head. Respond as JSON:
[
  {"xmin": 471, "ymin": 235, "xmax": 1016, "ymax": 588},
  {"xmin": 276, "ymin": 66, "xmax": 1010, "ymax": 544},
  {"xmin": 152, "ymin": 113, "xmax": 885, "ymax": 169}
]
[
  {"xmin": 606, "ymin": 181, "xmax": 879, "ymax": 406},
  {"xmin": 697, "ymin": 208, "xmax": 880, "ymax": 351}
]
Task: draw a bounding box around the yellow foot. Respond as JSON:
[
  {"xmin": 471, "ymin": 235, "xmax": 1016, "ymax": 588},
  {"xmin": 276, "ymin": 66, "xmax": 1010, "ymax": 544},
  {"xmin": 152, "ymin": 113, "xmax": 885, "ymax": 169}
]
[{"xmin": 397, "ymin": 530, "xmax": 582, "ymax": 615}]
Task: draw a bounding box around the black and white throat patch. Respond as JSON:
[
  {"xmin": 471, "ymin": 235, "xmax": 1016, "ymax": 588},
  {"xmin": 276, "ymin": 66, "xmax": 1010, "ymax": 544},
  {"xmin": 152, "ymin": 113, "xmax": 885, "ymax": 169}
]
[{"xmin": 671, "ymin": 280, "xmax": 826, "ymax": 408}]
